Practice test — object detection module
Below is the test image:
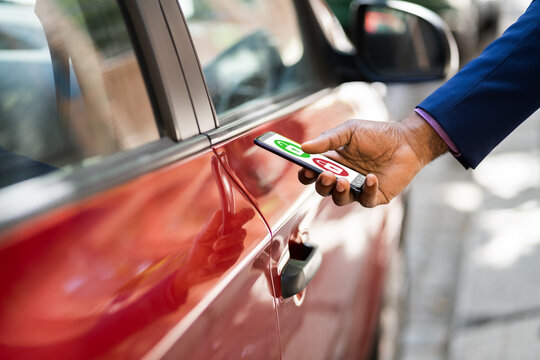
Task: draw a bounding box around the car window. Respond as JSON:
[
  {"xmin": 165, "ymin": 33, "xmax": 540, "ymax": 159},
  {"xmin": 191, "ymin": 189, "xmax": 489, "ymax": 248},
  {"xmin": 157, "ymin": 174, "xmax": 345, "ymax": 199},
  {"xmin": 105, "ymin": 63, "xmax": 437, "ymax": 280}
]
[
  {"xmin": 182, "ymin": 0, "xmax": 315, "ymax": 121},
  {"xmin": 0, "ymin": 0, "xmax": 159, "ymax": 189}
]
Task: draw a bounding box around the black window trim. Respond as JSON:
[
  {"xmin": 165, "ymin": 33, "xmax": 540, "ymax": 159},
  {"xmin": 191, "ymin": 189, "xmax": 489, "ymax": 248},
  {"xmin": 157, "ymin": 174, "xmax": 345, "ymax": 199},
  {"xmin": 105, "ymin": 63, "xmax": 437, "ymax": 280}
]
[
  {"xmin": 160, "ymin": 0, "xmax": 217, "ymax": 134},
  {"xmin": 123, "ymin": 0, "xmax": 199, "ymax": 141}
]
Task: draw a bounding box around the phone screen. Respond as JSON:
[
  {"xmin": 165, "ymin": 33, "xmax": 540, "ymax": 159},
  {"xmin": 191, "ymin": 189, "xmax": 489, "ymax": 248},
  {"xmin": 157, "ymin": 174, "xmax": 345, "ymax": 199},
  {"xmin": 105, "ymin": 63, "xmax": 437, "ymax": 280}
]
[{"xmin": 255, "ymin": 131, "xmax": 366, "ymax": 193}]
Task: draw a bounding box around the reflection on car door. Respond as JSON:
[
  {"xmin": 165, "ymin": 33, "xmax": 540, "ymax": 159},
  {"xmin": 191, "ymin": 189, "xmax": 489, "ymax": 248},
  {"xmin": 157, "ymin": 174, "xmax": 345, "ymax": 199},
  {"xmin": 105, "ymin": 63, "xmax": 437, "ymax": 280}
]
[
  {"xmin": 0, "ymin": 148, "xmax": 280, "ymax": 359},
  {"xmin": 0, "ymin": 0, "xmax": 281, "ymax": 358}
]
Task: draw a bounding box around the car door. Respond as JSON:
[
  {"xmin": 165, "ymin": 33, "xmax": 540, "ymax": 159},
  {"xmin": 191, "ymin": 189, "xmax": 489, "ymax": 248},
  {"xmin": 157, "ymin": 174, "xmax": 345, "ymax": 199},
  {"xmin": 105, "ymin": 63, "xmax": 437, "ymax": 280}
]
[
  {"xmin": 179, "ymin": 0, "xmax": 405, "ymax": 359},
  {"xmin": 0, "ymin": 1, "xmax": 280, "ymax": 359}
]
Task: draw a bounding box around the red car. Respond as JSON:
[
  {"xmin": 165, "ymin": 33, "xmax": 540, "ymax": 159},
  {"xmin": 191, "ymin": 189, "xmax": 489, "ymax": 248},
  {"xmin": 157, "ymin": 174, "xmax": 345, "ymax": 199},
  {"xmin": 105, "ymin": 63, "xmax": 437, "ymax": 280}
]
[{"xmin": 0, "ymin": 0, "xmax": 456, "ymax": 359}]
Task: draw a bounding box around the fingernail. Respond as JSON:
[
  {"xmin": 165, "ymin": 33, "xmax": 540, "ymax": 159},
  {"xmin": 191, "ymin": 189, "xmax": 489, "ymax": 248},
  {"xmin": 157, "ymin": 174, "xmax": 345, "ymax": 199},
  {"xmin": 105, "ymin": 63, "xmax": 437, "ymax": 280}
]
[
  {"xmin": 304, "ymin": 172, "xmax": 315, "ymax": 179},
  {"xmin": 366, "ymin": 177, "xmax": 374, "ymax": 187},
  {"xmin": 322, "ymin": 176, "xmax": 332, "ymax": 186},
  {"xmin": 336, "ymin": 183, "xmax": 344, "ymax": 192}
]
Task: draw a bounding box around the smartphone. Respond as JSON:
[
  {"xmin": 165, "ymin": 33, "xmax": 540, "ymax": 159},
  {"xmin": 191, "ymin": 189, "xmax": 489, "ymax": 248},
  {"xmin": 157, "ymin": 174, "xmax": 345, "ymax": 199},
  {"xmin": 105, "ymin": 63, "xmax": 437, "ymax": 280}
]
[{"xmin": 254, "ymin": 131, "xmax": 365, "ymax": 195}]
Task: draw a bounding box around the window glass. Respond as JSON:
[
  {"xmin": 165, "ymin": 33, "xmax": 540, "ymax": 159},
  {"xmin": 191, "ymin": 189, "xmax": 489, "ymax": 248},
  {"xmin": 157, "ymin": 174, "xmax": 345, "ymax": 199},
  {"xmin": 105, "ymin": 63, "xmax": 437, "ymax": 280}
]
[
  {"xmin": 0, "ymin": 0, "xmax": 159, "ymax": 189},
  {"xmin": 182, "ymin": 0, "xmax": 315, "ymax": 119}
]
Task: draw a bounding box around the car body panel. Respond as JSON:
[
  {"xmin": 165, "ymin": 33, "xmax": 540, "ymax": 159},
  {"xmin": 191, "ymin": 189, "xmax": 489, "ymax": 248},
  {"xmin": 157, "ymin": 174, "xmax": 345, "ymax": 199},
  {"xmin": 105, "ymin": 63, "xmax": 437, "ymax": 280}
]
[
  {"xmin": 212, "ymin": 82, "xmax": 404, "ymax": 358},
  {"xmin": 0, "ymin": 149, "xmax": 279, "ymax": 359},
  {"xmin": 272, "ymin": 195, "xmax": 393, "ymax": 360}
]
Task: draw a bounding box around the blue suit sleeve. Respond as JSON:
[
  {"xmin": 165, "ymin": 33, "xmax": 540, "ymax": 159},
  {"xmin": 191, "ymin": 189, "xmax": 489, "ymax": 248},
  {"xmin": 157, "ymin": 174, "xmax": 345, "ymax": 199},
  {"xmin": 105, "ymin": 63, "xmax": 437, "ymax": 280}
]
[{"xmin": 417, "ymin": 0, "xmax": 540, "ymax": 169}]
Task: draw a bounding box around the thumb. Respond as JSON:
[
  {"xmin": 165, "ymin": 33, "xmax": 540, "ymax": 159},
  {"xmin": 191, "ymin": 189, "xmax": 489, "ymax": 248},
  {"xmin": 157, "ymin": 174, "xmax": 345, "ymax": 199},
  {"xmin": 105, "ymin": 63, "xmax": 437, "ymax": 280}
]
[{"xmin": 301, "ymin": 120, "xmax": 355, "ymax": 154}]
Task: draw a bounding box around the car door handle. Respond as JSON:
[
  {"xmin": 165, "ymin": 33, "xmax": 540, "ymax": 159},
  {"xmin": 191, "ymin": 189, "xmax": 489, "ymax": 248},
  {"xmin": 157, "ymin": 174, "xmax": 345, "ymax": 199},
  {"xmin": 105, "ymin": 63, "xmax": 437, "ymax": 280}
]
[{"xmin": 281, "ymin": 242, "xmax": 322, "ymax": 299}]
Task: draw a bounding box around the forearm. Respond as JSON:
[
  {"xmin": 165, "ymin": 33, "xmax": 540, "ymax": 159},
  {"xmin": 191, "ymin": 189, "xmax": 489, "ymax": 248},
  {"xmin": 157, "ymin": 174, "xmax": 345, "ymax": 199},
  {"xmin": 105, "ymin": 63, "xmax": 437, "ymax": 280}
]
[{"xmin": 417, "ymin": 0, "xmax": 540, "ymax": 168}]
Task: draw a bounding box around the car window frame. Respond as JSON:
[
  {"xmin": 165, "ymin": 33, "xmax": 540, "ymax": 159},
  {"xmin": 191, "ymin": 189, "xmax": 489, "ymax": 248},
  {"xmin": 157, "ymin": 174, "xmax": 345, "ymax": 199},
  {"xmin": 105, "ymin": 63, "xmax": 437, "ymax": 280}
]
[
  {"xmin": 172, "ymin": 0, "xmax": 336, "ymax": 143},
  {"xmin": 160, "ymin": 0, "xmax": 218, "ymax": 133},
  {"xmin": 0, "ymin": 0, "xmax": 207, "ymax": 232}
]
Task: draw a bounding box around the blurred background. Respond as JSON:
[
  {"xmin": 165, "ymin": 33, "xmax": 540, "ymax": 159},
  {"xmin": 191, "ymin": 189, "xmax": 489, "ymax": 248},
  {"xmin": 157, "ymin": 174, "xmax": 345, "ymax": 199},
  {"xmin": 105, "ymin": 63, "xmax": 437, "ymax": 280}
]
[{"xmin": 354, "ymin": 1, "xmax": 540, "ymax": 359}]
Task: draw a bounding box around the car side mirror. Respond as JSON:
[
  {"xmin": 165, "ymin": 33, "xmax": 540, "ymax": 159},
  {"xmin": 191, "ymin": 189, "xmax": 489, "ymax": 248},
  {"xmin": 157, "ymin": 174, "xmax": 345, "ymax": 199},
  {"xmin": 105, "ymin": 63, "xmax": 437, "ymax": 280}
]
[{"xmin": 351, "ymin": 0, "xmax": 459, "ymax": 82}]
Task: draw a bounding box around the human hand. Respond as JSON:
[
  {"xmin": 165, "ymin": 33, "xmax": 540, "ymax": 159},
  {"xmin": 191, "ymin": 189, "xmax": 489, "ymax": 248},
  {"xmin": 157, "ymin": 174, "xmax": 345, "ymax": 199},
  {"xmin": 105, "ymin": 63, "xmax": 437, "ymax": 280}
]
[
  {"xmin": 298, "ymin": 112, "xmax": 448, "ymax": 207},
  {"xmin": 181, "ymin": 208, "xmax": 255, "ymax": 286}
]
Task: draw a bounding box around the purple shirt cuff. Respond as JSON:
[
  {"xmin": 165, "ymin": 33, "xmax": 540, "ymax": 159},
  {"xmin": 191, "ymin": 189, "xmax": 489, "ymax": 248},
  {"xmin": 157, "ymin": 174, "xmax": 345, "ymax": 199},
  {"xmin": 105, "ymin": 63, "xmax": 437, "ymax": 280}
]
[{"xmin": 414, "ymin": 107, "xmax": 462, "ymax": 157}]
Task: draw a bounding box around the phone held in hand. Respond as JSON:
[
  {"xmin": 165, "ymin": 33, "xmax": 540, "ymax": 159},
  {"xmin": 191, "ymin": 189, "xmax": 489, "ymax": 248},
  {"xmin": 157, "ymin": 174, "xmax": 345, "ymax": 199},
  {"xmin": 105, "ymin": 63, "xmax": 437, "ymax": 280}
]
[{"xmin": 254, "ymin": 131, "xmax": 366, "ymax": 195}]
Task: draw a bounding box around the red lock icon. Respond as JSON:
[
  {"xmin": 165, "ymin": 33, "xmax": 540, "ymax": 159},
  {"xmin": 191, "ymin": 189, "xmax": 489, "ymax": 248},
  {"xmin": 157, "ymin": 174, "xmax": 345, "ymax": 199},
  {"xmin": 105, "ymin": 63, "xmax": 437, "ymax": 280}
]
[{"xmin": 312, "ymin": 158, "xmax": 349, "ymax": 176}]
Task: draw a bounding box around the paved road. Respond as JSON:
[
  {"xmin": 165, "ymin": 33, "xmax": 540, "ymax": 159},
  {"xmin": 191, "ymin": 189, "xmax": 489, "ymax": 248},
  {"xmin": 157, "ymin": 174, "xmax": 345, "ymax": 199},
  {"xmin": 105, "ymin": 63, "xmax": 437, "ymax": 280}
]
[{"xmin": 381, "ymin": 1, "xmax": 540, "ymax": 359}]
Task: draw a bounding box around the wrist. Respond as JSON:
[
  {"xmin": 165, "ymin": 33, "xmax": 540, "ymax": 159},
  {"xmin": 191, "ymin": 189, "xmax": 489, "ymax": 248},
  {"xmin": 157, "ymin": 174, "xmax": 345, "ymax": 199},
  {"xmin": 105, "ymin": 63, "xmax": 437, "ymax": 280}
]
[{"xmin": 399, "ymin": 111, "xmax": 448, "ymax": 167}]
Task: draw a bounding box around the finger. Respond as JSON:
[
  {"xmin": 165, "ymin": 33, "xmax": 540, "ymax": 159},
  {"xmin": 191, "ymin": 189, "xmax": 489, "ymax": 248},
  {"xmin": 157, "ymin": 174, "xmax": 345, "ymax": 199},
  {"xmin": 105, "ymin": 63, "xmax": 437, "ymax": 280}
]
[
  {"xmin": 357, "ymin": 174, "xmax": 379, "ymax": 208},
  {"xmin": 301, "ymin": 120, "xmax": 356, "ymax": 154},
  {"xmin": 210, "ymin": 258, "xmax": 237, "ymax": 272},
  {"xmin": 197, "ymin": 210, "xmax": 224, "ymax": 243},
  {"xmin": 225, "ymin": 208, "xmax": 256, "ymax": 231},
  {"xmin": 298, "ymin": 168, "xmax": 318, "ymax": 185},
  {"xmin": 315, "ymin": 171, "xmax": 337, "ymax": 197},
  {"xmin": 208, "ymin": 243, "xmax": 244, "ymax": 265},
  {"xmin": 331, "ymin": 178, "xmax": 355, "ymax": 206},
  {"xmin": 218, "ymin": 243, "xmax": 245, "ymax": 261},
  {"xmin": 212, "ymin": 230, "xmax": 246, "ymax": 251},
  {"xmin": 233, "ymin": 207, "xmax": 256, "ymax": 224}
]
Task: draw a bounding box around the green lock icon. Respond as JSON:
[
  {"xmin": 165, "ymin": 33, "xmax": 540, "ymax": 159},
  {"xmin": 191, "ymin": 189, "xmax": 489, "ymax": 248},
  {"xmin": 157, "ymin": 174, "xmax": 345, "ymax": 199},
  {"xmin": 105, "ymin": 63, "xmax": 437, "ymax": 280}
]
[{"xmin": 274, "ymin": 139, "xmax": 310, "ymax": 158}]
